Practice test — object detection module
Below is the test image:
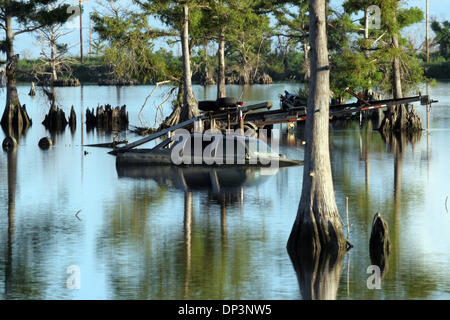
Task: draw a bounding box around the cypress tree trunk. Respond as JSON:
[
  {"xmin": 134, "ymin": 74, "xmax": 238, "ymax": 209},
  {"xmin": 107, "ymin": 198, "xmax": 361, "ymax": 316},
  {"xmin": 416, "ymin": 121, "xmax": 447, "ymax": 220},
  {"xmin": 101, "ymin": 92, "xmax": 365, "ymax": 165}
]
[
  {"xmin": 50, "ymin": 27, "xmax": 58, "ymax": 82},
  {"xmin": 217, "ymin": 28, "xmax": 226, "ymax": 99},
  {"xmin": 202, "ymin": 39, "xmax": 214, "ymax": 86},
  {"xmin": 180, "ymin": 4, "xmax": 199, "ymax": 122},
  {"xmin": 0, "ymin": 10, "xmax": 31, "ymax": 134},
  {"xmin": 392, "ymin": 34, "xmax": 403, "ymax": 100},
  {"xmin": 287, "ymin": 0, "xmax": 347, "ymax": 255},
  {"xmin": 240, "ymin": 58, "xmax": 252, "ymax": 85},
  {"xmin": 380, "ymin": 30, "xmax": 422, "ymax": 135}
]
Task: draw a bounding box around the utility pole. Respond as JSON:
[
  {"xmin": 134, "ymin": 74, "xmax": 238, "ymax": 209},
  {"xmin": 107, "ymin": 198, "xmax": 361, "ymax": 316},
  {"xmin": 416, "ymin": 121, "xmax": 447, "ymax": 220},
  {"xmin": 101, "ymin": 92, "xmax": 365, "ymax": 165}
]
[
  {"xmin": 89, "ymin": 18, "xmax": 92, "ymax": 56},
  {"xmin": 79, "ymin": 0, "xmax": 83, "ymax": 63},
  {"xmin": 426, "ymin": 0, "xmax": 429, "ymax": 63}
]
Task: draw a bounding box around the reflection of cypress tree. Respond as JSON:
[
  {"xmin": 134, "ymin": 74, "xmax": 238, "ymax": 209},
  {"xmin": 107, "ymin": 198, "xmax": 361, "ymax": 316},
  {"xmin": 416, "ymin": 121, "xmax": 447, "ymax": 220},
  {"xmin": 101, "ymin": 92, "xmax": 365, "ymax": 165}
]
[
  {"xmin": 330, "ymin": 121, "xmax": 441, "ymax": 298},
  {"xmin": 183, "ymin": 192, "xmax": 192, "ymax": 299},
  {"xmin": 392, "ymin": 133, "xmax": 403, "ymax": 279},
  {"xmin": 5, "ymin": 148, "xmax": 17, "ymax": 297},
  {"xmin": 290, "ymin": 248, "xmax": 345, "ymax": 300},
  {"xmin": 363, "ymin": 121, "xmax": 372, "ymax": 193}
]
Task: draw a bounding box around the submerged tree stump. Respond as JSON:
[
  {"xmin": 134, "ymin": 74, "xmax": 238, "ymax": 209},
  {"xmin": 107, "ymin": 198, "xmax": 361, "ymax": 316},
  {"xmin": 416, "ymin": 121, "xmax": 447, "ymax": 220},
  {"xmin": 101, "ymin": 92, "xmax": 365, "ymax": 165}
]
[
  {"xmin": 42, "ymin": 106, "xmax": 68, "ymax": 131},
  {"xmin": 38, "ymin": 137, "xmax": 53, "ymax": 149},
  {"xmin": 2, "ymin": 136, "xmax": 17, "ymax": 151},
  {"xmin": 98, "ymin": 78, "xmax": 137, "ymax": 86},
  {"xmin": 85, "ymin": 104, "xmax": 128, "ymax": 131},
  {"xmin": 380, "ymin": 104, "xmax": 422, "ymax": 136},
  {"xmin": 86, "ymin": 108, "xmax": 96, "ymax": 127},
  {"xmin": 28, "ymin": 82, "xmax": 36, "ymax": 96},
  {"xmin": 68, "ymin": 106, "xmax": 76, "ymax": 131},
  {"xmin": 52, "ymin": 78, "xmax": 80, "ymax": 87},
  {"xmin": 254, "ymin": 72, "xmax": 273, "ymax": 85},
  {"xmin": 369, "ymin": 212, "xmax": 391, "ymax": 276},
  {"xmin": 1, "ymin": 103, "xmax": 32, "ymax": 135}
]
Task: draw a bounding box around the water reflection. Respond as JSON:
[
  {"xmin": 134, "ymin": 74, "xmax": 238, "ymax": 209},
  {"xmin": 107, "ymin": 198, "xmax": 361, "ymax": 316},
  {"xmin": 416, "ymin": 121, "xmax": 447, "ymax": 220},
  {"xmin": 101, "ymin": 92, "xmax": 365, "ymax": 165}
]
[
  {"xmin": 1, "ymin": 82, "xmax": 450, "ymax": 299},
  {"xmin": 289, "ymin": 248, "xmax": 345, "ymax": 300},
  {"xmin": 94, "ymin": 164, "xmax": 280, "ymax": 299},
  {"xmin": 116, "ymin": 164, "xmax": 277, "ymax": 192},
  {"xmin": 5, "ymin": 148, "xmax": 17, "ymax": 296}
]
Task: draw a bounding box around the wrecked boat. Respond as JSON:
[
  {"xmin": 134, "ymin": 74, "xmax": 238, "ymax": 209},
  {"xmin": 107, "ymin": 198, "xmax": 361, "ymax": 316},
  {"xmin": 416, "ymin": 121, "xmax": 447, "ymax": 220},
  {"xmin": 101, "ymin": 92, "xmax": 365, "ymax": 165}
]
[{"xmin": 115, "ymin": 133, "xmax": 303, "ymax": 167}]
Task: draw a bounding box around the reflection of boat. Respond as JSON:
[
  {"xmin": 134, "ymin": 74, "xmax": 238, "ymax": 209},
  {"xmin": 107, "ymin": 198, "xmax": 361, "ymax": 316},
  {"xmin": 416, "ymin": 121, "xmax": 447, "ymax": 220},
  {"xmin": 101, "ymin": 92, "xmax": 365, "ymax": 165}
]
[
  {"xmin": 116, "ymin": 165, "xmax": 279, "ymax": 191},
  {"xmin": 116, "ymin": 133, "xmax": 303, "ymax": 167},
  {"xmin": 116, "ymin": 164, "xmax": 279, "ymax": 192}
]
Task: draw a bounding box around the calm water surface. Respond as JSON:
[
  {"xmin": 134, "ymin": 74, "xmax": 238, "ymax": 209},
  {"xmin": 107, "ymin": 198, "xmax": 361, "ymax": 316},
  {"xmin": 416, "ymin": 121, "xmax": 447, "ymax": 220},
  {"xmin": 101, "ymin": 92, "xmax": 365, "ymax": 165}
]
[{"xmin": 0, "ymin": 82, "xmax": 449, "ymax": 299}]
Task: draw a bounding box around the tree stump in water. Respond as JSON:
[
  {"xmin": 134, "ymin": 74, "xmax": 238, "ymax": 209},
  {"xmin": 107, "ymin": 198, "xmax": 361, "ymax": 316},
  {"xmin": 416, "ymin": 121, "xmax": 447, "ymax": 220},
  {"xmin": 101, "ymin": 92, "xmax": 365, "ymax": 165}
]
[
  {"xmin": 42, "ymin": 106, "xmax": 68, "ymax": 131},
  {"xmin": 369, "ymin": 212, "xmax": 391, "ymax": 276},
  {"xmin": 380, "ymin": 104, "xmax": 422, "ymax": 137},
  {"xmin": 254, "ymin": 72, "xmax": 273, "ymax": 85},
  {"xmin": 38, "ymin": 137, "xmax": 53, "ymax": 149},
  {"xmin": 85, "ymin": 108, "xmax": 96, "ymax": 127},
  {"xmin": 68, "ymin": 106, "xmax": 76, "ymax": 131},
  {"xmin": 1, "ymin": 103, "xmax": 32, "ymax": 135},
  {"xmin": 85, "ymin": 105, "xmax": 128, "ymax": 131},
  {"xmin": 29, "ymin": 82, "xmax": 36, "ymax": 96},
  {"xmin": 52, "ymin": 78, "xmax": 80, "ymax": 87},
  {"xmin": 2, "ymin": 136, "xmax": 17, "ymax": 151},
  {"xmin": 21, "ymin": 104, "xmax": 32, "ymax": 128}
]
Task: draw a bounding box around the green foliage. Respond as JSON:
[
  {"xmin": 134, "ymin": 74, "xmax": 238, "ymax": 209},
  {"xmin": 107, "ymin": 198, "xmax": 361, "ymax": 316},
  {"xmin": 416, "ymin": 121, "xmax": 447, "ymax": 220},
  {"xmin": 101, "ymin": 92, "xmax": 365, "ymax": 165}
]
[
  {"xmin": 331, "ymin": 50, "xmax": 381, "ymax": 98},
  {"xmin": 373, "ymin": 42, "xmax": 427, "ymax": 94},
  {"xmin": 92, "ymin": 9, "xmax": 171, "ymax": 82},
  {"xmin": 340, "ymin": 0, "xmax": 426, "ymax": 97},
  {"xmin": 0, "ymin": 0, "xmax": 72, "ymax": 79},
  {"xmin": 224, "ymin": 1, "xmax": 272, "ymax": 79},
  {"xmin": 424, "ymin": 59, "xmax": 450, "ymax": 80},
  {"xmin": 431, "ymin": 21, "xmax": 450, "ymax": 60},
  {"xmin": 263, "ymin": 51, "xmax": 304, "ymax": 81}
]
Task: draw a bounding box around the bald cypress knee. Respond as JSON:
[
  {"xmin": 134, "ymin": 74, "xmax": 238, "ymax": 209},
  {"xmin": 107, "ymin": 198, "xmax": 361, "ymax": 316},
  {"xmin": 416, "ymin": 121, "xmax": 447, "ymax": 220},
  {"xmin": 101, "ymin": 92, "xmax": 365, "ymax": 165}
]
[{"xmin": 287, "ymin": 0, "xmax": 347, "ymax": 256}]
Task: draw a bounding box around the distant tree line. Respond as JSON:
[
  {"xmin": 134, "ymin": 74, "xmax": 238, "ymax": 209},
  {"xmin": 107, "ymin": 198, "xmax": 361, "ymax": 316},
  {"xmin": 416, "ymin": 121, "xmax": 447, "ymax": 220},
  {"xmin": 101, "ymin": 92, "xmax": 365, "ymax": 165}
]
[{"xmin": 3, "ymin": 0, "xmax": 450, "ymax": 132}]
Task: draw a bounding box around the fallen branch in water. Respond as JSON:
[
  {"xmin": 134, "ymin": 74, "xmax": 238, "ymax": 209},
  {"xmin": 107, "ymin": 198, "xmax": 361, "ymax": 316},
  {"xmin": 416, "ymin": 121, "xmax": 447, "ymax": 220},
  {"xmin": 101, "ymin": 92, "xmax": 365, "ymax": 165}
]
[
  {"xmin": 153, "ymin": 86, "xmax": 178, "ymax": 129},
  {"xmin": 138, "ymin": 80, "xmax": 172, "ymax": 127}
]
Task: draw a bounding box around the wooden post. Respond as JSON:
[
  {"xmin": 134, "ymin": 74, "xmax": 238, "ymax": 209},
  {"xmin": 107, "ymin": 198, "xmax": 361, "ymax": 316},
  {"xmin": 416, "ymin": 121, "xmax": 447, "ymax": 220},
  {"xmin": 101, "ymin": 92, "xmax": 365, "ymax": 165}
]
[{"xmin": 426, "ymin": 0, "xmax": 429, "ymax": 63}]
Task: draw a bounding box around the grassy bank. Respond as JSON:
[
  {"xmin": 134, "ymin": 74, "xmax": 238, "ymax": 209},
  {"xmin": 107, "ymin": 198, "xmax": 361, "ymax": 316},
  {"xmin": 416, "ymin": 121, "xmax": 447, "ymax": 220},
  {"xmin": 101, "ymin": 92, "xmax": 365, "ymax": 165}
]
[
  {"xmin": 17, "ymin": 56, "xmax": 112, "ymax": 83},
  {"xmin": 16, "ymin": 52, "xmax": 306, "ymax": 85},
  {"xmin": 424, "ymin": 59, "xmax": 450, "ymax": 80}
]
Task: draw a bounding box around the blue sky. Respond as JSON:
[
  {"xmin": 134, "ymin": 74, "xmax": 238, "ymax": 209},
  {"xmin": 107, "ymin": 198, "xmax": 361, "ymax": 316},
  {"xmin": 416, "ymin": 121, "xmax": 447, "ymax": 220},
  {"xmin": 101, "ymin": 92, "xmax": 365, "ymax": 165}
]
[{"xmin": 6, "ymin": 0, "xmax": 450, "ymax": 59}]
